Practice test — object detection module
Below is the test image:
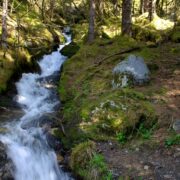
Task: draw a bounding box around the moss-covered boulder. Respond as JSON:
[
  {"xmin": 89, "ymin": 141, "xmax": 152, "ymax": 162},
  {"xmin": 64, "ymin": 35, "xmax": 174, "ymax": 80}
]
[{"xmin": 60, "ymin": 42, "xmax": 80, "ymax": 58}]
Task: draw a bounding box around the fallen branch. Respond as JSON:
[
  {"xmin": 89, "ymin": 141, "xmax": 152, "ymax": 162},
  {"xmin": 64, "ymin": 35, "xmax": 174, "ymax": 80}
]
[{"xmin": 95, "ymin": 46, "xmax": 141, "ymax": 66}]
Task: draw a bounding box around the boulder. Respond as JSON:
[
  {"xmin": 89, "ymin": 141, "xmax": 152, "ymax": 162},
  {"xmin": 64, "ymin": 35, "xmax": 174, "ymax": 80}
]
[
  {"xmin": 112, "ymin": 55, "xmax": 150, "ymax": 88},
  {"xmin": 60, "ymin": 42, "xmax": 80, "ymax": 58},
  {"xmin": 0, "ymin": 142, "xmax": 14, "ymax": 180}
]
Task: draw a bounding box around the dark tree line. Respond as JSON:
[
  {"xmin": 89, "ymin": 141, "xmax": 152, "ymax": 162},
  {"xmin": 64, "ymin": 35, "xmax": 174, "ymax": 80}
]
[{"xmin": 1, "ymin": 0, "xmax": 179, "ymax": 47}]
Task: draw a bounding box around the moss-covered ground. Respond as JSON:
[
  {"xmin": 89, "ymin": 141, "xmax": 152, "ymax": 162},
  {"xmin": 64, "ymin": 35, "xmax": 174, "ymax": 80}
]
[{"xmin": 58, "ymin": 20, "xmax": 180, "ymax": 178}]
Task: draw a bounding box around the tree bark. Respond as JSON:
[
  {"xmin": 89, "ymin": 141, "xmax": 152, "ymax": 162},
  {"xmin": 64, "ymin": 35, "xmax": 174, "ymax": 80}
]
[
  {"xmin": 143, "ymin": 0, "xmax": 149, "ymax": 12},
  {"xmin": 139, "ymin": 0, "xmax": 144, "ymax": 14},
  {"xmin": 149, "ymin": 0, "xmax": 157, "ymax": 21},
  {"xmin": 1, "ymin": 0, "xmax": 8, "ymax": 53},
  {"xmin": 121, "ymin": 0, "xmax": 132, "ymax": 36},
  {"xmin": 88, "ymin": 0, "xmax": 95, "ymax": 43}
]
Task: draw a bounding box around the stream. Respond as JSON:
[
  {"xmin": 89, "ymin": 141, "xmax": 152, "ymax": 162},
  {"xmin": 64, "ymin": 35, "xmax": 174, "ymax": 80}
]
[{"xmin": 0, "ymin": 33, "xmax": 72, "ymax": 180}]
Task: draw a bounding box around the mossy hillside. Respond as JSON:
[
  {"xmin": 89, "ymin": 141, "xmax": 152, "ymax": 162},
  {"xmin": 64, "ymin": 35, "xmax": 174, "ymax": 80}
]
[
  {"xmin": 58, "ymin": 36, "xmax": 163, "ymax": 150},
  {"xmin": 0, "ymin": 0, "xmax": 65, "ymax": 93},
  {"xmin": 59, "ymin": 32, "xmax": 180, "ymax": 147}
]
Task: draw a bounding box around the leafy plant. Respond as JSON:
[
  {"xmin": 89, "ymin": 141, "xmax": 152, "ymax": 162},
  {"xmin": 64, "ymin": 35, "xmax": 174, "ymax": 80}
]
[
  {"xmin": 90, "ymin": 154, "xmax": 113, "ymax": 180},
  {"xmin": 165, "ymin": 134, "xmax": 180, "ymax": 147},
  {"xmin": 117, "ymin": 132, "xmax": 127, "ymax": 144},
  {"xmin": 90, "ymin": 154, "xmax": 107, "ymax": 172},
  {"xmin": 137, "ymin": 123, "xmax": 156, "ymax": 139}
]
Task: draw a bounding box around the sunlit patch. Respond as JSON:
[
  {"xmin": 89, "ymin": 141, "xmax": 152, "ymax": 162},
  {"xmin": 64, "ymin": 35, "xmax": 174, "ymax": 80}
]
[{"xmin": 151, "ymin": 15, "xmax": 174, "ymax": 30}]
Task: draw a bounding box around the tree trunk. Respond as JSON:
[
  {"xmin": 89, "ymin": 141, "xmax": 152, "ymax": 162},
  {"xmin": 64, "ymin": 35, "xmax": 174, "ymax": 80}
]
[
  {"xmin": 1, "ymin": 0, "xmax": 8, "ymax": 56},
  {"xmin": 149, "ymin": 0, "xmax": 153, "ymax": 21},
  {"xmin": 143, "ymin": 0, "xmax": 149, "ymax": 12},
  {"xmin": 149, "ymin": 0, "xmax": 157, "ymax": 21},
  {"xmin": 49, "ymin": 0, "xmax": 55, "ymax": 21},
  {"xmin": 121, "ymin": 0, "xmax": 132, "ymax": 36},
  {"xmin": 139, "ymin": 0, "xmax": 144, "ymax": 14},
  {"xmin": 88, "ymin": 0, "xmax": 95, "ymax": 43},
  {"xmin": 173, "ymin": 0, "xmax": 178, "ymax": 27},
  {"xmin": 41, "ymin": 0, "xmax": 45, "ymax": 21}
]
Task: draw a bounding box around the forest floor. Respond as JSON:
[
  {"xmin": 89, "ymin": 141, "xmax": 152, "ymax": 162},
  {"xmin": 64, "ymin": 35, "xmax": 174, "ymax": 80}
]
[
  {"xmin": 96, "ymin": 42, "xmax": 180, "ymax": 179},
  {"xmin": 59, "ymin": 36, "xmax": 180, "ymax": 179}
]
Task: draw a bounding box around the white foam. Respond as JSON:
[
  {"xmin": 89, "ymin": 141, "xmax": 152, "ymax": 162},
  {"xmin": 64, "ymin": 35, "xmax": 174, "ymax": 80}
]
[{"xmin": 0, "ymin": 34, "xmax": 72, "ymax": 180}]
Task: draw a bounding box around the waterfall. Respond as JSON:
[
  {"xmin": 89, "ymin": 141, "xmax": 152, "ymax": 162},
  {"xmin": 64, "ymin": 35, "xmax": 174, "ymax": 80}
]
[{"xmin": 0, "ymin": 33, "xmax": 72, "ymax": 180}]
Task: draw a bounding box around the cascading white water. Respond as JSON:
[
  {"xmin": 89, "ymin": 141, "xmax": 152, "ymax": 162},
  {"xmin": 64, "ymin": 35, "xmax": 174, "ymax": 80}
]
[{"xmin": 0, "ymin": 33, "xmax": 72, "ymax": 180}]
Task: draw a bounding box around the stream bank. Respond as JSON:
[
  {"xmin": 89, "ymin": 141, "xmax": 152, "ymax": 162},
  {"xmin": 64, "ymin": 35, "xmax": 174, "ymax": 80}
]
[
  {"xmin": 0, "ymin": 33, "xmax": 74, "ymax": 180},
  {"xmin": 58, "ymin": 34, "xmax": 180, "ymax": 179}
]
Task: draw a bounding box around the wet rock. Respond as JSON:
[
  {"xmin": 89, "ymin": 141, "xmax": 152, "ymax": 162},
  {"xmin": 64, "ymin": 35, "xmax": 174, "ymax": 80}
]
[
  {"xmin": 112, "ymin": 55, "xmax": 150, "ymax": 88},
  {"xmin": 144, "ymin": 165, "xmax": 149, "ymax": 170},
  {"xmin": 21, "ymin": 113, "xmax": 60, "ymax": 129},
  {"xmin": 173, "ymin": 120, "xmax": 180, "ymax": 133},
  {"xmin": 46, "ymin": 131, "xmax": 62, "ymax": 151},
  {"xmin": 164, "ymin": 174, "xmax": 173, "ymax": 179},
  {"xmin": 60, "ymin": 42, "xmax": 80, "ymax": 58},
  {"xmin": 0, "ymin": 142, "xmax": 14, "ymax": 180}
]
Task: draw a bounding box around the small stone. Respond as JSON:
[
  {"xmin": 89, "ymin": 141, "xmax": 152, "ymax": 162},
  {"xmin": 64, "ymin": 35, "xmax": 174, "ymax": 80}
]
[
  {"xmin": 164, "ymin": 174, "xmax": 172, "ymax": 179},
  {"xmin": 144, "ymin": 165, "xmax": 149, "ymax": 170},
  {"xmin": 135, "ymin": 148, "xmax": 139, "ymax": 151},
  {"xmin": 173, "ymin": 120, "xmax": 180, "ymax": 133},
  {"xmin": 174, "ymin": 152, "xmax": 180, "ymax": 158}
]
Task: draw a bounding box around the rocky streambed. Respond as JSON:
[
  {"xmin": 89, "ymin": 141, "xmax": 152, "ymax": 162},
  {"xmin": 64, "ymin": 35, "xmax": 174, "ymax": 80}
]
[{"xmin": 0, "ymin": 33, "xmax": 73, "ymax": 180}]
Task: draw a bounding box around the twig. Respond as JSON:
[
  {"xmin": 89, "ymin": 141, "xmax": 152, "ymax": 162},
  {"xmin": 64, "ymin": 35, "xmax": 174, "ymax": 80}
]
[{"xmin": 95, "ymin": 46, "xmax": 141, "ymax": 66}]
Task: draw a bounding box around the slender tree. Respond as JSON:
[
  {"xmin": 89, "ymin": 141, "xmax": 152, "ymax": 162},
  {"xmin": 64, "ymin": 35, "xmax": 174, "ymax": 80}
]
[
  {"xmin": 139, "ymin": 0, "xmax": 144, "ymax": 14},
  {"xmin": 149, "ymin": 0, "xmax": 157, "ymax": 21},
  {"xmin": 121, "ymin": 0, "xmax": 132, "ymax": 36},
  {"xmin": 88, "ymin": 0, "xmax": 95, "ymax": 43},
  {"xmin": 1, "ymin": 0, "xmax": 8, "ymax": 55}
]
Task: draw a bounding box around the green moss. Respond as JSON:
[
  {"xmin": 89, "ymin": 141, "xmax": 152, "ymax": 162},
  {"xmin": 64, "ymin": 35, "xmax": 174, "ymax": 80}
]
[
  {"xmin": 59, "ymin": 34, "xmax": 160, "ymax": 147},
  {"xmin": 60, "ymin": 42, "xmax": 80, "ymax": 58},
  {"xmin": 136, "ymin": 48, "xmax": 159, "ymax": 61},
  {"xmin": 70, "ymin": 141, "xmax": 112, "ymax": 180},
  {"xmin": 165, "ymin": 134, "xmax": 180, "ymax": 147},
  {"xmin": 171, "ymin": 27, "xmax": 180, "ymax": 42}
]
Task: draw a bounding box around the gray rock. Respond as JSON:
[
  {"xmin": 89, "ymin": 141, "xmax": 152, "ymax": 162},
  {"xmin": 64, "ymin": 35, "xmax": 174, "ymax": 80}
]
[
  {"xmin": 112, "ymin": 55, "xmax": 150, "ymax": 88},
  {"xmin": 0, "ymin": 142, "xmax": 14, "ymax": 180},
  {"xmin": 173, "ymin": 120, "xmax": 180, "ymax": 133}
]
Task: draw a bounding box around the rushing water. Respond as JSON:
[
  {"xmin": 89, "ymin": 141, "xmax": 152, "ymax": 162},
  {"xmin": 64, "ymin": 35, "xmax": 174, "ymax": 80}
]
[{"xmin": 0, "ymin": 33, "xmax": 72, "ymax": 180}]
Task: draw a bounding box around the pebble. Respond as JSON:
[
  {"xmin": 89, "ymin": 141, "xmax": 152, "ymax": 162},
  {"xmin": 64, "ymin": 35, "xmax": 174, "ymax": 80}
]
[
  {"xmin": 173, "ymin": 120, "xmax": 180, "ymax": 133},
  {"xmin": 164, "ymin": 174, "xmax": 172, "ymax": 179},
  {"xmin": 144, "ymin": 165, "xmax": 149, "ymax": 170}
]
